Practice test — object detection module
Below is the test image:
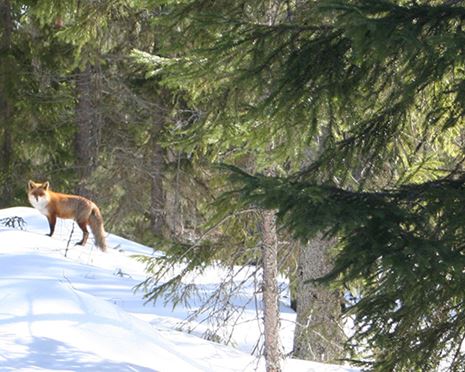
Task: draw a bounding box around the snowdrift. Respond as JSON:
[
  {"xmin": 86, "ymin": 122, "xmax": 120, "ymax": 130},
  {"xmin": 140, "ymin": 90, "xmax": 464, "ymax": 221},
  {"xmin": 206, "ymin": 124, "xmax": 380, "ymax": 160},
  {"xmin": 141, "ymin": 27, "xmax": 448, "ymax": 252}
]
[{"xmin": 0, "ymin": 207, "xmax": 357, "ymax": 372}]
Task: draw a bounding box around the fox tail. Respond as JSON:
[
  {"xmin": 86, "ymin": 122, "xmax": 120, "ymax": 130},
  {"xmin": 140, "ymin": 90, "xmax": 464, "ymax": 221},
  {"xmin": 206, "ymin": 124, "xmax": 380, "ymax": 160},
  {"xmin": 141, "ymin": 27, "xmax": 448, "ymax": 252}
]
[{"xmin": 88, "ymin": 207, "xmax": 107, "ymax": 252}]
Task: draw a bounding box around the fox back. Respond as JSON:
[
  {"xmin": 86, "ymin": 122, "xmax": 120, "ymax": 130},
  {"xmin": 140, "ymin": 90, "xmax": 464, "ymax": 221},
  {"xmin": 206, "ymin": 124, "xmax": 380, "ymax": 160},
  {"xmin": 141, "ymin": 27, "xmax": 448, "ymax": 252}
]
[{"xmin": 28, "ymin": 181, "xmax": 91, "ymax": 218}]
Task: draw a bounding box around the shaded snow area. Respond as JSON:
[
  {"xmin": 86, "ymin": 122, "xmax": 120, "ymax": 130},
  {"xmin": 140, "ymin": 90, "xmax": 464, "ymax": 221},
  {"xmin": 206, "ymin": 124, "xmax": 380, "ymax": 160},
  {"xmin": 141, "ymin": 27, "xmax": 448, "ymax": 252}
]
[{"xmin": 0, "ymin": 207, "xmax": 358, "ymax": 372}]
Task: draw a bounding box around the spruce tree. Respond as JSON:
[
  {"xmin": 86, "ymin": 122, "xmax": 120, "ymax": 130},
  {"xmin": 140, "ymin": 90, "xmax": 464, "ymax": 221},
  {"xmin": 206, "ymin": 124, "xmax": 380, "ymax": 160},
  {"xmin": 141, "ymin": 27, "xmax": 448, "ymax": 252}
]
[
  {"xmin": 136, "ymin": 0, "xmax": 351, "ymax": 367},
  {"xmin": 141, "ymin": 0, "xmax": 465, "ymax": 370},
  {"xmin": 0, "ymin": 0, "xmax": 15, "ymax": 206},
  {"xmin": 0, "ymin": 0, "xmax": 79, "ymax": 203},
  {"xmin": 218, "ymin": 1, "xmax": 465, "ymax": 370}
]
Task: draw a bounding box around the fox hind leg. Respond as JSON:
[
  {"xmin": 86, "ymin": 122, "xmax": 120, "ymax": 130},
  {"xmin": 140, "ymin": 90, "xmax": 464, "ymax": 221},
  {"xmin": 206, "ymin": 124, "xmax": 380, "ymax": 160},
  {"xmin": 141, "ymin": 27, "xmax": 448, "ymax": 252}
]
[{"xmin": 76, "ymin": 221, "xmax": 89, "ymax": 246}]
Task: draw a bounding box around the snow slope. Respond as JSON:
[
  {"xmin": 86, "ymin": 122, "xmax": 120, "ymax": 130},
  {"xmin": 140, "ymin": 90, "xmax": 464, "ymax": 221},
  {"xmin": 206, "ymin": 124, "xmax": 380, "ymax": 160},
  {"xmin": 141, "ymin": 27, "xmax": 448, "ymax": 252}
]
[{"xmin": 0, "ymin": 207, "xmax": 358, "ymax": 372}]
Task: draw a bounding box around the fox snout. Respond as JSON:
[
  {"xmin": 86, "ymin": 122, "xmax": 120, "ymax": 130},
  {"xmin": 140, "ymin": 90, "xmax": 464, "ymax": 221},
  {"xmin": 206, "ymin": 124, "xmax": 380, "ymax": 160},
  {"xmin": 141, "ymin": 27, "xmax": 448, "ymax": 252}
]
[
  {"xmin": 30, "ymin": 189, "xmax": 45, "ymax": 200},
  {"xmin": 31, "ymin": 193, "xmax": 41, "ymax": 202}
]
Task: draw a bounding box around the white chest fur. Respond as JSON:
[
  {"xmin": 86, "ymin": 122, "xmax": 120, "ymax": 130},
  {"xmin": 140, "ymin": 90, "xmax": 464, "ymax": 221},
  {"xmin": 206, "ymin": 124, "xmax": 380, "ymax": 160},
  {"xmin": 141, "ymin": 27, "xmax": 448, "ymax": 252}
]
[{"xmin": 28, "ymin": 194, "xmax": 50, "ymax": 216}]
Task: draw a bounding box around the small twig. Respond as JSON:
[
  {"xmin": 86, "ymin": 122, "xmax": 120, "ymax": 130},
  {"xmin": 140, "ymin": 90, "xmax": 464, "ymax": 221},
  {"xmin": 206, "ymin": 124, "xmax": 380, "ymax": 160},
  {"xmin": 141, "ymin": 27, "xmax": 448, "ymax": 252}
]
[
  {"xmin": 0, "ymin": 216, "xmax": 26, "ymax": 230},
  {"xmin": 65, "ymin": 222, "xmax": 75, "ymax": 257}
]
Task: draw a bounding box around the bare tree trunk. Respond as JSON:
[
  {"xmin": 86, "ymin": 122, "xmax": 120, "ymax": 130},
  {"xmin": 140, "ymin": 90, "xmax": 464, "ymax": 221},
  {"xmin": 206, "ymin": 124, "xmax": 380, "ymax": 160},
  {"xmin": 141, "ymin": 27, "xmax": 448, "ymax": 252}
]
[
  {"xmin": 292, "ymin": 234, "xmax": 345, "ymax": 362},
  {"xmin": 149, "ymin": 99, "xmax": 166, "ymax": 237},
  {"xmin": 74, "ymin": 64, "xmax": 101, "ymax": 198},
  {"xmin": 260, "ymin": 209, "xmax": 282, "ymax": 372},
  {"xmin": 0, "ymin": 0, "xmax": 13, "ymax": 207}
]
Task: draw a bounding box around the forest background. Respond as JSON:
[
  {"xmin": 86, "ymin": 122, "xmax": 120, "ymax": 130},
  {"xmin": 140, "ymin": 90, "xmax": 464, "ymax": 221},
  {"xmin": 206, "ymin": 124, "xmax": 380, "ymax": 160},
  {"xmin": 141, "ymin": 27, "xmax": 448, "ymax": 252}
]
[{"xmin": 2, "ymin": 0, "xmax": 465, "ymax": 371}]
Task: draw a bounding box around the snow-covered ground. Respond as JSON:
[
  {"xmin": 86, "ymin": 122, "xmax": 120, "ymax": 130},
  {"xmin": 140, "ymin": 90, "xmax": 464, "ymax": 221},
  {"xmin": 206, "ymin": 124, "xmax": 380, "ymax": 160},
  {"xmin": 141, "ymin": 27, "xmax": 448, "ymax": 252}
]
[{"xmin": 0, "ymin": 207, "xmax": 358, "ymax": 372}]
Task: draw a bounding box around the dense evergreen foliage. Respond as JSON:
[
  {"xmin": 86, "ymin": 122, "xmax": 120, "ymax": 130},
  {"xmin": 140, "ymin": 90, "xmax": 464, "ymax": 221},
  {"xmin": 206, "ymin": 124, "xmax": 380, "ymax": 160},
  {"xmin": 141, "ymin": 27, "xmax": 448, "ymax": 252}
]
[
  {"xmin": 206, "ymin": 1, "xmax": 465, "ymax": 370},
  {"xmin": 148, "ymin": 0, "xmax": 465, "ymax": 370}
]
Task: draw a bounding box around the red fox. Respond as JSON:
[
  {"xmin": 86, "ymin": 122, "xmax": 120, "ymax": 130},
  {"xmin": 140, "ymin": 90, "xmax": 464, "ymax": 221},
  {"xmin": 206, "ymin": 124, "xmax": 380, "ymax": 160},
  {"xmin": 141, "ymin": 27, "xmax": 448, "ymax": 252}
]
[{"xmin": 27, "ymin": 180, "xmax": 107, "ymax": 252}]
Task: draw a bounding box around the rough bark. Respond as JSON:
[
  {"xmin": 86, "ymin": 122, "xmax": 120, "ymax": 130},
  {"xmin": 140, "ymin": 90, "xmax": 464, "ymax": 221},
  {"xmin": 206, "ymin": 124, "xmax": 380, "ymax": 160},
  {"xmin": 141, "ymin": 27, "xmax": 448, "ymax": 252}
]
[
  {"xmin": 260, "ymin": 209, "xmax": 282, "ymax": 372},
  {"xmin": 74, "ymin": 64, "xmax": 101, "ymax": 198},
  {"xmin": 292, "ymin": 234, "xmax": 345, "ymax": 363}
]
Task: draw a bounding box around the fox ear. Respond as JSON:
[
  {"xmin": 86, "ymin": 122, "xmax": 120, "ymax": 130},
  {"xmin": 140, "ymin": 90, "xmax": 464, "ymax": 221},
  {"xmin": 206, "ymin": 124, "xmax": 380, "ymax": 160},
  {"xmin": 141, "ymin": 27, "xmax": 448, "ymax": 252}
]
[
  {"xmin": 28, "ymin": 180, "xmax": 35, "ymax": 190},
  {"xmin": 43, "ymin": 181, "xmax": 50, "ymax": 190}
]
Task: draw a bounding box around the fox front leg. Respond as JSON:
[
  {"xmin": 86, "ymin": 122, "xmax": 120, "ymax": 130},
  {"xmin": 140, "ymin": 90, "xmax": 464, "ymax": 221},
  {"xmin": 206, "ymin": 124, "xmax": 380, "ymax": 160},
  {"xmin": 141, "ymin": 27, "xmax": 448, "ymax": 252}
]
[{"xmin": 47, "ymin": 214, "xmax": 56, "ymax": 237}]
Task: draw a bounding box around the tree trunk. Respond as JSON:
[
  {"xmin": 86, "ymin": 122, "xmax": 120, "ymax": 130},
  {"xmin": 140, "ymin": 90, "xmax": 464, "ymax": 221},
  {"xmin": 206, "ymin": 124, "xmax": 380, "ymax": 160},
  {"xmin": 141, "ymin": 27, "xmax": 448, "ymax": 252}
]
[
  {"xmin": 292, "ymin": 234, "xmax": 345, "ymax": 363},
  {"xmin": 0, "ymin": 0, "xmax": 13, "ymax": 207},
  {"xmin": 74, "ymin": 64, "xmax": 101, "ymax": 198},
  {"xmin": 260, "ymin": 209, "xmax": 282, "ymax": 372},
  {"xmin": 149, "ymin": 99, "xmax": 166, "ymax": 237}
]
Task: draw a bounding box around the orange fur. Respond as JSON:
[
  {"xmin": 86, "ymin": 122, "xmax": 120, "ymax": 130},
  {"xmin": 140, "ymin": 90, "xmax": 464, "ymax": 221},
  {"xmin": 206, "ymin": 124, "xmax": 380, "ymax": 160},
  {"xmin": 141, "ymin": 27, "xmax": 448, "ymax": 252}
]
[{"xmin": 27, "ymin": 180, "xmax": 107, "ymax": 252}]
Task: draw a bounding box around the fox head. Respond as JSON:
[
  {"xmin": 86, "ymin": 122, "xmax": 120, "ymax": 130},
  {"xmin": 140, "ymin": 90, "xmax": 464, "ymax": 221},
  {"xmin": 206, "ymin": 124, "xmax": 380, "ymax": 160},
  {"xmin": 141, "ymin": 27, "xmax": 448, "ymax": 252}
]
[{"xmin": 27, "ymin": 180, "xmax": 50, "ymax": 207}]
